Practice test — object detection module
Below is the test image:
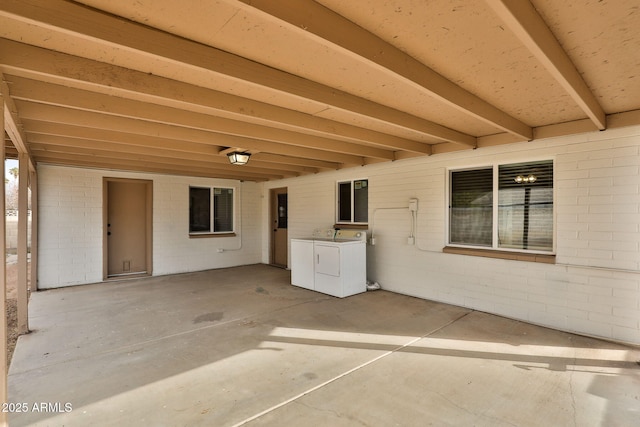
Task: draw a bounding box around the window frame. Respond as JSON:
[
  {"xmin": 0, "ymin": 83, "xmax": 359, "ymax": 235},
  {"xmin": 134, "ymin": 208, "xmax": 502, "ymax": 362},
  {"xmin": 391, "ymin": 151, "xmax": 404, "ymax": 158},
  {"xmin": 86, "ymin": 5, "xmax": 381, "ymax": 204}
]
[
  {"xmin": 188, "ymin": 185, "xmax": 235, "ymax": 236},
  {"xmin": 446, "ymin": 159, "xmax": 555, "ymax": 255},
  {"xmin": 336, "ymin": 178, "xmax": 369, "ymax": 225}
]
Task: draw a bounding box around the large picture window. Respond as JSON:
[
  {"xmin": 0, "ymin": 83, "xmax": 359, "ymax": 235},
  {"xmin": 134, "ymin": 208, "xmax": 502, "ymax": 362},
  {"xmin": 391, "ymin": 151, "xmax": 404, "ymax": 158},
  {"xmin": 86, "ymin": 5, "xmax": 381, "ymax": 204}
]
[
  {"xmin": 337, "ymin": 179, "xmax": 368, "ymax": 224},
  {"xmin": 189, "ymin": 186, "xmax": 234, "ymax": 234},
  {"xmin": 449, "ymin": 160, "xmax": 553, "ymax": 252}
]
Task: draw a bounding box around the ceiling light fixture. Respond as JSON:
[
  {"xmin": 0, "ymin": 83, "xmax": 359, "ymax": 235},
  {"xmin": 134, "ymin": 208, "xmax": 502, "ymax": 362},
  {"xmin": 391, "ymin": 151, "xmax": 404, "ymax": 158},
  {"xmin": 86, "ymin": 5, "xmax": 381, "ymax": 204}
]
[
  {"xmin": 227, "ymin": 151, "xmax": 251, "ymax": 165},
  {"xmin": 514, "ymin": 174, "xmax": 537, "ymax": 184}
]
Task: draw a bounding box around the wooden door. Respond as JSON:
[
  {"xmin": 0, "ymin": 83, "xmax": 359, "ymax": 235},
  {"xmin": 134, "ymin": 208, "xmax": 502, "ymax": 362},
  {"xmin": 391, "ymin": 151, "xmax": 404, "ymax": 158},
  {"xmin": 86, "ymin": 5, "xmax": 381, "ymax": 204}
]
[
  {"xmin": 106, "ymin": 179, "xmax": 152, "ymax": 277},
  {"xmin": 270, "ymin": 187, "xmax": 288, "ymax": 268}
]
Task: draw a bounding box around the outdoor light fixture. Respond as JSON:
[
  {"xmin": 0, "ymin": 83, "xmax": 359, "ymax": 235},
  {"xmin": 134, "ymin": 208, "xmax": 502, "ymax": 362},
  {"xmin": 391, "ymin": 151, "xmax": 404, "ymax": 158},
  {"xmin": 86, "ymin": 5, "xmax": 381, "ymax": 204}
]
[
  {"xmin": 227, "ymin": 151, "xmax": 251, "ymax": 165},
  {"xmin": 514, "ymin": 174, "xmax": 537, "ymax": 184}
]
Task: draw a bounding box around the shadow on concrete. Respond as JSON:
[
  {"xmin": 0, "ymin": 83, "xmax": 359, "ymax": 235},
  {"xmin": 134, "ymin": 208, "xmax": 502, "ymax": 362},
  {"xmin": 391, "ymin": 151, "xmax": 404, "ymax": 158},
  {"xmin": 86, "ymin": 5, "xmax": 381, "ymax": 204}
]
[{"xmin": 8, "ymin": 265, "xmax": 640, "ymax": 426}]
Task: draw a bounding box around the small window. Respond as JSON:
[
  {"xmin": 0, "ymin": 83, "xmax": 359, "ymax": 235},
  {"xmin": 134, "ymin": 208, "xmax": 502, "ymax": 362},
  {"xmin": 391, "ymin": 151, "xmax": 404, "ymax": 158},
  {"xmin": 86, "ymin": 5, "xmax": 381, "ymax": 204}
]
[
  {"xmin": 337, "ymin": 179, "xmax": 368, "ymax": 224},
  {"xmin": 189, "ymin": 186, "xmax": 234, "ymax": 234},
  {"xmin": 449, "ymin": 160, "xmax": 553, "ymax": 252}
]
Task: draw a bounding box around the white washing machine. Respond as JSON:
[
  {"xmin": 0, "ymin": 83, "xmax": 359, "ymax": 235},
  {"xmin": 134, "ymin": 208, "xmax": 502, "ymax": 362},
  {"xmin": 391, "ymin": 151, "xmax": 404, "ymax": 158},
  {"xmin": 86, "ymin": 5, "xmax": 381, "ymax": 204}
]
[{"xmin": 291, "ymin": 229, "xmax": 367, "ymax": 298}]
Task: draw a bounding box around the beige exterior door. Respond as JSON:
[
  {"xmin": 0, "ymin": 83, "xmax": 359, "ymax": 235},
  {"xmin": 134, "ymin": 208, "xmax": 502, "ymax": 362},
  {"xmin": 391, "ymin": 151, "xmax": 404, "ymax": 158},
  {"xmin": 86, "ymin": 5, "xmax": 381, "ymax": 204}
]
[
  {"xmin": 105, "ymin": 179, "xmax": 152, "ymax": 278},
  {"xmin": 270, "ymin": 187, "xmax": 288, "ymax": 268}
]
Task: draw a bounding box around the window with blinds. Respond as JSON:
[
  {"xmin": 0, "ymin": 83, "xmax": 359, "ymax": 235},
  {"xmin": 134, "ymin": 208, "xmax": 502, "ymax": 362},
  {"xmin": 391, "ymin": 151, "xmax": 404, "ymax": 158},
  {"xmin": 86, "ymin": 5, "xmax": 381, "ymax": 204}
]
[
  {"xmin": 189, "ymin": 186, "xmax": 234, "ymax": 234},
  {"xmin": 450, "ymin": 168, "xmax": 493, "ymax": 246},
  {"xmin": 449, "ymin": 160, "xmax": 554, "ymax": 252}
]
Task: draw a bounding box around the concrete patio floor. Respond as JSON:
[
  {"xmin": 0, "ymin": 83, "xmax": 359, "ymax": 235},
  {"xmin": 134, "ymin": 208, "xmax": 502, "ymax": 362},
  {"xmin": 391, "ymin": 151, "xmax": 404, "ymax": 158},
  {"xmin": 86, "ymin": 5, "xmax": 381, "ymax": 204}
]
[{"xmin": 8, "ymin": 264, "xmax": 640, "ymax": 426}]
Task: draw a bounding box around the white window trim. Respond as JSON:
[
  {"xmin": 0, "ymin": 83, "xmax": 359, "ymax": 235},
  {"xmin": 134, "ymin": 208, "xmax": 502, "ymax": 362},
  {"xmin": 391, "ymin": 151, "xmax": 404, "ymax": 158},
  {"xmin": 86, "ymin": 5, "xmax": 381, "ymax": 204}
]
[
  {"xmin": 336, "ymin": 178, "xmax": 369, "ymax": 225},
  {"xmin": 189, "ymin": 185, "xmax": 236, "ymax": 235},
  {"xmin": 445, "ymin": 159, "xmax": 556, "ymax": 255}
]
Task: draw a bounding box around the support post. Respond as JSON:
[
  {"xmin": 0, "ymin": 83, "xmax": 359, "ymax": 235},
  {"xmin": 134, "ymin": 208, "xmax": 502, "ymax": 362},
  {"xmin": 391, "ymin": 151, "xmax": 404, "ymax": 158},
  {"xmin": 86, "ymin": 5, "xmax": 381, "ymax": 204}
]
[
  {"xmin": 0, "ymin": 95, "xmax": 9, "ymax": 427},
  {"xmin": 17, "ymin": 153, "xmax": 29, "ymax": 335}
]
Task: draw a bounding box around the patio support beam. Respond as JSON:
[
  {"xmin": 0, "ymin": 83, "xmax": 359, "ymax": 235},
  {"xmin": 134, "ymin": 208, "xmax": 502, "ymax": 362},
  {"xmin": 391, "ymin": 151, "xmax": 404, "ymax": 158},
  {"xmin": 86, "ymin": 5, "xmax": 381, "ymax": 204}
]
[
  {"xmin": 486, "ymin": 0, "xmax": 606, "ymax": 130},
  {"xmin": 0, "ymin": 92, "xmax": 7, "ymax": 427},
  {"xmin": 1, "ymin": 77, "xmax": 35, "ymax": 171},
  {"xmin": 17, "ymin": 153, "xmax": 29, "ymax": 335}
]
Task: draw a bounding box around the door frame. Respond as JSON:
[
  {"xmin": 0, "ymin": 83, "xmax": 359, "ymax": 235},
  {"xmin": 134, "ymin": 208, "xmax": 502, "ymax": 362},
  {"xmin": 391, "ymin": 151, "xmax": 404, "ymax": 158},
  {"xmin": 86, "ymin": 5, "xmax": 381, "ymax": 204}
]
[
  {"xmin": 103, "ymin": 177, "xmax": 153, "ymax": 280},
  {"xmin": 269, "ymin": 187, "xmax": 288, "ymax": 268}
]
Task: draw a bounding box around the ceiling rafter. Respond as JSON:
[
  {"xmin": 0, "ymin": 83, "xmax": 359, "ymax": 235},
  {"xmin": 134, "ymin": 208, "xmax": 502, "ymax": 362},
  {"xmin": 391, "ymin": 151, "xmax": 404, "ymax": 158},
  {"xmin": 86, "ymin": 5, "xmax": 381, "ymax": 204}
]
[
  {"xmin": 14, "ymin": 101, "xmax": 368, "ymax": 166},
  {"xmin": 0, "ymin": 39, "xmax": 444, "ymax": 157},
  {"xmin": 7, "ymin": 77, "xmax": 393, "ymax": 162},
  {"xmin": 486, "ymin": 0, "xmax": 606, "ymax": 130},
  {"xmin": 34, "ymin": 153, "xmax": 275, "ymax": 181},
  {"xmin": 237, "ymin": 0, "xmax": 531, "ymax": 142},
  {"xmin": 25, "ymin": 129, "xmax": 318, "ymax": 175},
  {"xmin": 0, "ymin": 0, "xmax": 636, "ymax": 182},
  {"xmin": 0, "ymin": 0, "xmax": 476, "ymax": 146},
  {"xmin": 6, "ymin": 75, "xmax": 433, "ymax": 158}
]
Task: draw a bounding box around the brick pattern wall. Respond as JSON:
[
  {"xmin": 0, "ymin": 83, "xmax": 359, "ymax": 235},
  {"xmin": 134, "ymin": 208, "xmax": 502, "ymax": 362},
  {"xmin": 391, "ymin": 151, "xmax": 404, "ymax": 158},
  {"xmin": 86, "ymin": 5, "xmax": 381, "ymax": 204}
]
[
  {"xmin": 37, "ymin": 126, "xmax": 640, "ymax": 344},
  {"xmin": 38, "ymin": 167, "xmax": 261, "ymax": 289},
  {"xmin": 264, "ymin": 126, "xmax": 640, "ymax": 344}
]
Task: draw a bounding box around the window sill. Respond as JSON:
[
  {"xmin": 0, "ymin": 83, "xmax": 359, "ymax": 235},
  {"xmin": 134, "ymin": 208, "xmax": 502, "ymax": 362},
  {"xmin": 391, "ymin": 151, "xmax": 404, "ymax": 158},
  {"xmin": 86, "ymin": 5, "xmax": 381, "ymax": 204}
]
[
  {"xmin": 334, "ymin": 224, "xmax": 368, "ymax": 230},
  {"xmin": 189, "ymin": 232, "xmax": 236, "ymax": 239},
  {"xmin": 443, "ymin": 246, "xmax": 556, "ymax": 264}
]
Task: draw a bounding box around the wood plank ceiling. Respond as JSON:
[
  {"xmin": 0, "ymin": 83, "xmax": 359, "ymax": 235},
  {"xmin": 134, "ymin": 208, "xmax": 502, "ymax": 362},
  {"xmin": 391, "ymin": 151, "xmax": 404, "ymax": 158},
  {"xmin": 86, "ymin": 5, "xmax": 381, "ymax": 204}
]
[{"xmin": 1, "ymin": 0, "xmax": 639, "ymax": 181}]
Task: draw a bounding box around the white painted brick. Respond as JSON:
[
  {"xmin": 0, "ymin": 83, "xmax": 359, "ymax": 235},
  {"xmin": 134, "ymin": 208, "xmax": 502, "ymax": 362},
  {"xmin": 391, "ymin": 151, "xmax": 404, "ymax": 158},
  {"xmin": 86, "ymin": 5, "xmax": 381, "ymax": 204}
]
[
  {"xmin": 547, "ymin": 304, "xmax": 588, "ymax": 320},
  {"xmin": 589, "ymin": 166, "xmax": 639, "ymax": 178},
  {"xmin": 566, "ymin": 317, "xmax": 613, "ymax": 339},
  {"xmin": 37, "ymin": 128, "xmax": 640, "ymax": 344},
  {"xmin": 578, "ymin": 158, "xmax": 614, "ymax": 170},
  {"xmin": 589, "ymin": 312, "xmax": 637, "ymax": 329},
  {"xmin": 529, "ymin": 310, "xmax": 568, "ymax": 329},
  {"xmin": 612, "ymin": 326, "xmax": 640, "ymax": 344}
]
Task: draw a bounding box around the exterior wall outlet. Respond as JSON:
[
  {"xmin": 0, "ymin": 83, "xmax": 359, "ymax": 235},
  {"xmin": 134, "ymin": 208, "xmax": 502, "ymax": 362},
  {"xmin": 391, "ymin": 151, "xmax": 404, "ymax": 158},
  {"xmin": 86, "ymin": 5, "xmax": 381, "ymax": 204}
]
[
  {"xmin": 409, "ymin": 198, "xmax": 418, "ymax": 212},
  {"xmin": 407, "ymin": 236, "xmax": 415, "ymax": 245}
]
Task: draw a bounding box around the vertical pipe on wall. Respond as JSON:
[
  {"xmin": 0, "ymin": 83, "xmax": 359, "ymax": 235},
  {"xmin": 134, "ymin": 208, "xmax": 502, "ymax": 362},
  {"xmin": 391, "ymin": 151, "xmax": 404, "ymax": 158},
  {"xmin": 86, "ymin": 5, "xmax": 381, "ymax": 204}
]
[{"xmin": 17, "ymin": 153, "xmax": 29, "ymax": 334}]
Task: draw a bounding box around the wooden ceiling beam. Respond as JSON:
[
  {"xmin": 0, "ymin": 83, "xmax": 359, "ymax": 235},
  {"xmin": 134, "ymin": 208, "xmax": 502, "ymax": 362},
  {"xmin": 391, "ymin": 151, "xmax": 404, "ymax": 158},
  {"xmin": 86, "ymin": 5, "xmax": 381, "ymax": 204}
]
[
  {"xmin": 26, "ymin": 133, "xmax": 317, "ymax": 175},
  {"xmin": 8, "ymin": 78, "xmax": 395, "ymax": 160},
  {"xmin": 24, "ymin": 120, "xmax": 222, "ymax": 156},
  {"xmin": 6, "ymin": 75, "xmax": 435, "ymax": 155},
  {"xmin": 238, "ymin": 0, "xmax": 531, "ymax": 141},
  {"xmin": 32, "ymin": 150, "xmax": 285, "ymax": 181},
  {"xmin": 35, "ymin": 156, "xmax": 271, "ymax": 181},
  {"xmin": 15, "ymin": 101, "xmax": 367, "ymax": 165},
  {"xmin": 0, "ymin": 0, "xmax": 476, "ymax": 146},
  {"xmin": 486, "ymin": 0, "xmax": 606, "ymax": 130},
  {"xmin": 249, "ymin": 152, "xmax": 339, "ymax": 170}
]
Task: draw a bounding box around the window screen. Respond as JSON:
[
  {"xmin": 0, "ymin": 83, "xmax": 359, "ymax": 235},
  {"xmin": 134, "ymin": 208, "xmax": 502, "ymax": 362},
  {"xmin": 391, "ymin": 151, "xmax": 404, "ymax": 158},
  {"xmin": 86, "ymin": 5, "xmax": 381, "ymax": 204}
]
[
  {"xmin": 354, "ymin": 180, "xmax": 368, "ymax": 223},
  {"xmin": 498, "ymin": 161, "xmax": 553, "ymax": 251},
  {"xmin": 213, "ymin": 188, "xmax": 234, "ymax": 232}
]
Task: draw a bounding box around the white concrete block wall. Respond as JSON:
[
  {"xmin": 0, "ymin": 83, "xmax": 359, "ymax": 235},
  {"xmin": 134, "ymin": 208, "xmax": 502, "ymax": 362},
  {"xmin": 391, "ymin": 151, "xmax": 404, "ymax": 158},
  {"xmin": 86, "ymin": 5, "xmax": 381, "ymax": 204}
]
[
  {"xmin": 38, "ymin": 166, "xmax": 261, "ymax": 289},
  {"xmin": 263, "ymin": 126, "xmax": 640, "ymax": 344}
]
